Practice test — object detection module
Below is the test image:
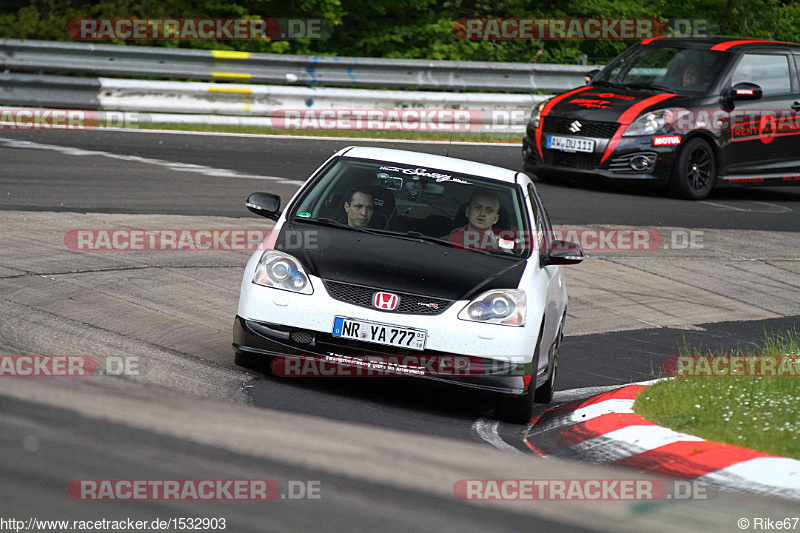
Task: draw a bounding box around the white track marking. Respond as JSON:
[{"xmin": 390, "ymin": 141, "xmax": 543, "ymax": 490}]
[
  {"xmin": 0, "ymin": 137, "xmax": 304, "ymax": 184},
  {"xmin": 699, "ymin": 200, "xmax": 792, "ymax": 213},
  {"xmin": 95, "ymin": 126, "xmax": 521, "ymax": 146},
  {"xmin": 471, "ymin": 417, "xmax": 524, "ymax": 454},
  {"xmin": 696, "ymin": 457, "xmax": 800, "ymax": 499}
]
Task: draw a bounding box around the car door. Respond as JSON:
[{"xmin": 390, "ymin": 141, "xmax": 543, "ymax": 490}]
[
  {"xmin": 520, "ymin": 176, "xmax": 563, "ymax": 380},
  {"xmin": 723, "ymin": 50, "xmax": 800, "ymax": 177}
]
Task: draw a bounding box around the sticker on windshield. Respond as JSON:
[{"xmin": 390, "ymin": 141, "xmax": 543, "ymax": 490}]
[
  {"xmin": 378, "ymin": 166, "xmax": 469, "ymax": 184},
  {"xmin": 297, "ymin": 212, "xmax": 311, "ymax": 217}
]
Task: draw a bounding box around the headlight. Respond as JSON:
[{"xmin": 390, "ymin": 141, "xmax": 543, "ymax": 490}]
[
  {"xmin": 529, "ymin": 101, "xmax": 548, "ymax": 129},
  {"xmin": 252, "ymin": 250, "xmax": 313, "ymax": 294},
  {"xmin": 458, "ymin": 290, "xmax": 526, "ymax": 326},
  {"xmin": 622, "ymin": 108, "xmax": 690, "ymax": 137}
]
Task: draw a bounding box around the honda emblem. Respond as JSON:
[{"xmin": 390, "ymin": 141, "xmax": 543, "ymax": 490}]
[{"xmin": 373, "ymin": 292, "xmax": 399, "ymax": 310}]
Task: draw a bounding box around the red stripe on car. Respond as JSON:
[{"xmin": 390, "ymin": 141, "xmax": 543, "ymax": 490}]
[
  {"xmin": 710, "ymin": 39, "xmax": 795, "ymax": 51},
  {"xmin": 536, "ymin": 86, "xmax": 595, "ymax": 158},
  {"xmin": 600, "ymin": 93, "xmax": 677, "ymax": 163},
  {"xmin": 639, "ymin": 36, "xmax": 663, "ymax": 45}
]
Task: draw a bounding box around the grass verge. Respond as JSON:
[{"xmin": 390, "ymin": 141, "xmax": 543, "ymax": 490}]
[
  {"xmin": 103, "ymin": 121, "xmax": 524, "ymax": 143},
  {"xmin": 633, "ymin": 329, "xmax": 800, "ymax": 459}
]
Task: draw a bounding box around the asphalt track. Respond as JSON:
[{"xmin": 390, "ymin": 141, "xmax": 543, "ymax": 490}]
[
  {"xmin": 1, "ymin": 128, "xmax": 799, "ymax": 529},
  {"xmin": 1, "ymin": 129, "xmax": 799, "ymax": 229}
]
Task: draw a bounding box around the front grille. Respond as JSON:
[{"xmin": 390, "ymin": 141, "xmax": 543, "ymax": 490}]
[
  {"xmin": 323, "ymin": 280, "xmax": 453, "ymax": 315},
  {"xmin": 543, "ymin": 150, "xmax": 602, "ymax": 170},
  {"xmin": 542, "ymin": 117, "xmax": 619, "ymax": 138}
]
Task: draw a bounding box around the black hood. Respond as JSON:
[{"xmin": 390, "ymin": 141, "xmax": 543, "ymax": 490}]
[
  {"xmin": 275, "ymin": 222, "xmax": 527, "ymax": 301},
  {"xmin": 547, "ymin": 87, "xmax": 684, "ymax": 122}
]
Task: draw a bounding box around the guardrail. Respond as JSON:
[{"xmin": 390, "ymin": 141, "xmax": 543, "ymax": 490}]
[
  {"xmin": 0, "ymin": 39, "xmax": 594, "ymax": 93},
  {"xmin": 0, "ymin": 39, "xmax": 596, "ymax": 133}
]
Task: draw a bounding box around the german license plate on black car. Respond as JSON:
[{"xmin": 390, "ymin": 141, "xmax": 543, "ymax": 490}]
[
  {"xmin": 546, "ymin": 135, "xmax": 595, "ymax": 153},
  {"xmin": 332, "ymin": 317, "xmax": 426, "ymax": 351}
]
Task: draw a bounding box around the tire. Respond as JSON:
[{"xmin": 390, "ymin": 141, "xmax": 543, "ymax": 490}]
[
  {"xmin": 534, "ymin": 315, "xmax": 564, "ymax": 404},
  {"xmin": 494, "ymin": 320, "xmax": 546, "ymax": 424},
  {"xmin": 668, "ymin": 138, "xmax": 717, "ymax": 200},
  {"xmin": 234, "ymin": 350, "xmax": 272, "ymax": 374}
]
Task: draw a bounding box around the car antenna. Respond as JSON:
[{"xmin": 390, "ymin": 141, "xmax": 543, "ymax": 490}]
[{"xmin": 445, "ymin": 130, "xmax": 454, "ymax": 157}]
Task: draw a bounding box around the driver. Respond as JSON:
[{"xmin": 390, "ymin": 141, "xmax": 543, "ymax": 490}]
[
  {"xmin": 681, "ymin": 64, "xmax": 701, "ymax": 87},
  {"xmin": 343, "ymin": 186, "xmax": 375, "ymax": 228}
]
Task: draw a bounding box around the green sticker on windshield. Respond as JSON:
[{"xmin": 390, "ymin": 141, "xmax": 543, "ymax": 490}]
[{"xmin": 297, "ymin": 212, "xmax": 311, "ymax": 218}]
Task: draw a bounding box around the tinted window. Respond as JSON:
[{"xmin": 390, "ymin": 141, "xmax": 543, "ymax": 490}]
[
  {"xmin": 596, "ymin": 46, "xmax": 728, "ymax": 94},
  {"xmin": 731, "ymin": 54, "xmax": 792, "ymax": 96}
]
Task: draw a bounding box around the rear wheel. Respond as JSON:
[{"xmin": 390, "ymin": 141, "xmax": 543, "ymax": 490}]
[{"xmin": 668, "ymin": 138, "xmax": 716, "ymax": 200}]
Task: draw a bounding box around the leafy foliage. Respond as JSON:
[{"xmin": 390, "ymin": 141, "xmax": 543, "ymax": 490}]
[{"xmin": 1, "ymin": 0, "xmax": 798, "ymax": 62}]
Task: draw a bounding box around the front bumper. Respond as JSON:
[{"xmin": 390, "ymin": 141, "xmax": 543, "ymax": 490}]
[
  {"xmin": 522, "ymin": 134, "xmax": 680, "ymax": 182},
  {"xmin": 233, "ymin": 316, "xmax": 535, "ymax": 396}
]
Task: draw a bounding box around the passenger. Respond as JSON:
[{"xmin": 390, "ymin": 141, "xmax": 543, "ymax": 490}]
[{"xmin": 450, "ymin": 189, "xmax": 502, "ymax": 250}]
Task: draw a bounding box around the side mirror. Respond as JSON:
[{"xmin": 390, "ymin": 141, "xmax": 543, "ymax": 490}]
[
  {"xmin": 728, "ymin": 82, "xmax": 763, "ymax": 100},
  {"xmin": 585, "ymin": 69, "xmax": 601, "ymax": 85},
  {"xmin": 543, "ymin": 240, "xmax": 584, "ymax": 266},
  {"xmin": 246, "ymin": 192, "xmax": 281, "ymax": 220}
]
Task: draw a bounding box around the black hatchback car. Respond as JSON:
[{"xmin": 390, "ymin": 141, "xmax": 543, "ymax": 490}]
[{"xmin": 522, "ymin": 37, "xmax": 800, "ymax": 199}]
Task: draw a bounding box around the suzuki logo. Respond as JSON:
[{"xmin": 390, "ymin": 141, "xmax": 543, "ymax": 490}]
[
  {"xmin": 373, "ymin": 292, "xmax": 399, "ymax": 311},
  {"xmin": 569, "ymin": 120, "xmax": 582, "ymax": 133}
]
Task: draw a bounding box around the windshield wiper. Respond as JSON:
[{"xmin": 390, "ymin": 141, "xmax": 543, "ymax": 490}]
[
  {"xmin": 373, "ymin": 229, "xmax": 512, "ymax": 257},
  {"xmin": 624, "ymin": 82, "xmax": 676, "ymax": 93},
  {"xmin": 591, "ymin": 80, "xmax": 627, "ymax": 90},
  {"xmin": 298, "ymin": 217, "xmax": 382, "ymax": 235}
]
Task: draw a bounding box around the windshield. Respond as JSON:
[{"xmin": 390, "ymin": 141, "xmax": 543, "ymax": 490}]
[
  {"xmin": 291, "ymin": 157, "xmax": 530, "ymax": 256},
  {"xmin": 595, "ymin": 45, "xmax": 729, "ymax": 94}
]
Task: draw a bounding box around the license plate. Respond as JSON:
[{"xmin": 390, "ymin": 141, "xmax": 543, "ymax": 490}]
[
  {"xmin": 546, "ymin": 135, "xmax": 595, "ymax": 153},
  {"xmin": 332, "ymin": 317, "xmax": 427, "ymax": 351}
]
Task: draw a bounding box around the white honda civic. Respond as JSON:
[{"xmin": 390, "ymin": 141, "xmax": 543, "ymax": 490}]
[{"xmin": 234, "ymin": 146, "xmax": 583, "ymax": 423}]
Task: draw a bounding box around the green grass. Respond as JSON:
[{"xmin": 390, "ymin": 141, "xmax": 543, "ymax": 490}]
[
  {"xmin": 633, "ymin": 329, "xmax": 800, "ymax": 459},
  {"xmin": 103, "ymin": 121, "xmax": 524, "ymax": 143}
]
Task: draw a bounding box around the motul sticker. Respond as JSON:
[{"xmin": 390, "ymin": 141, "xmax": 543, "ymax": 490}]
[{"xmin": 652, "ymin": 135, "xmax": 681, "ymax": 146}]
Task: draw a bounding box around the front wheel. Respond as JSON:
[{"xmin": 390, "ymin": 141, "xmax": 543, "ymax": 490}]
[
  {"xmin": 494, "ymin": 321, "xmax": 546, "ymax": 424},
  {"xmin": 668, "ymin": 138, "xmax": 717, "ymax": 200}
]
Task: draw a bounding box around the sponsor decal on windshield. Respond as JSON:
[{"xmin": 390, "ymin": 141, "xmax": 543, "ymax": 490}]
[{"xmin": 378, "ymin": 166, "xmax": 469, "ymax": 183}]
